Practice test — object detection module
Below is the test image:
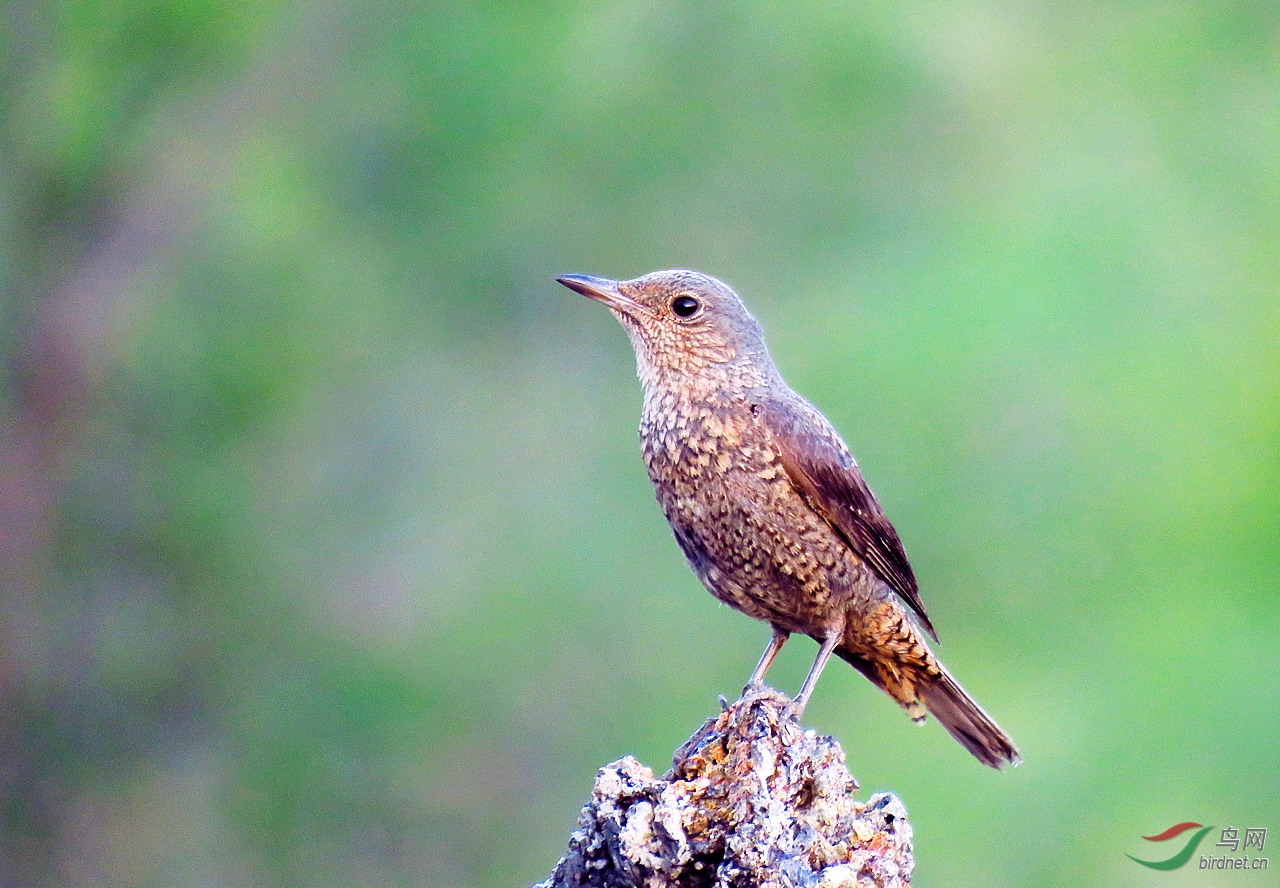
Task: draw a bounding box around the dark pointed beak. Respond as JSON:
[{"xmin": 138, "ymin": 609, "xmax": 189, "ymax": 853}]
[{"xmin": 556, "ymin": 273, "xmax": 646, "ymax": 317}]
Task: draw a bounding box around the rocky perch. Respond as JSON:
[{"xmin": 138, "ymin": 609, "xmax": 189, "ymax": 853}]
[{"xmin": 536, "ymin": 688, "xmax": 913, "ymax": 888}]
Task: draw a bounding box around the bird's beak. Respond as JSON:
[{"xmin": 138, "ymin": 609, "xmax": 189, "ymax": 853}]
[{"xmin": 556, "ymin": 274, "xmax": 646, "ymax": 318}]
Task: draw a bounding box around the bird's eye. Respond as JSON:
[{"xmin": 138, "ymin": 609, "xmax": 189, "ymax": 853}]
[{"xmin": 671, "ymin": 295, "xmax": 701, "ymax": 318}]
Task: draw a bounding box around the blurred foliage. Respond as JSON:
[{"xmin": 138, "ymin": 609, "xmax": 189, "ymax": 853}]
[{"xmin": 2, "ymin": 2, "xmax": 1278, "ymax": 887}]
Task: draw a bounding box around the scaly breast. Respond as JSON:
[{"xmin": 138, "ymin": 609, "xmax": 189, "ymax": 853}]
[{"xmin": 638, "ymin": 387, "xmax": 847, "ymax": 628}]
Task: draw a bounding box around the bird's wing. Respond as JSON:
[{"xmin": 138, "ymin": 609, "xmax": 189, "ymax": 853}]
[{"xmin": 758, "ymin": 396, "xmax": 938, "ymax": 641}]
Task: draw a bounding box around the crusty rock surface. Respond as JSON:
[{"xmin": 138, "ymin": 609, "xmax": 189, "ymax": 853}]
[{"xmin": 536, "ymin": 688, "xmax": 913, "ymax": 888}]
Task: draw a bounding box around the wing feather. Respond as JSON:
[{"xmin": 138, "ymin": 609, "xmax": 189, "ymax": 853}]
[{"xmin": 758, "ymin": 396, "xmax": 938, "ymax": 641}]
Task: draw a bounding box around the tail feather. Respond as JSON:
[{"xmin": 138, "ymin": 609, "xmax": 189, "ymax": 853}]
[
  {"xmin": 835, "ymin": 642, "xmax": 1020, "ymax": 769},
  {"xmin": 916, "ymin": 667, "xmax": 1021, "ymax": 769}
]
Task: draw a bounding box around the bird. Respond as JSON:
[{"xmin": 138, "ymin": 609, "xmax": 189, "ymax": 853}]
[{"xmin": 557, "ymin": 269, "xmax": 1020, "ymax": 769}]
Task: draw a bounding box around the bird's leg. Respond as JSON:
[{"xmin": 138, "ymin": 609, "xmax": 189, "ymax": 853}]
[
  {"xmin": 744, "ymin": 627, "xmax": 790, "ymax": 694},
  {"xmin": 788, "ymin": 630, "xmax": 843, "ymax": 717}
]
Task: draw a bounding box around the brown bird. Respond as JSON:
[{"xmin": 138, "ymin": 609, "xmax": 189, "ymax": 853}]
[{"xmin": 558, "ymin": 269, "xmax": 1020, "ymax": 769}]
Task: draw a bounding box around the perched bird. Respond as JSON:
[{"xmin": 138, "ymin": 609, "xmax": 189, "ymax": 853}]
[{"xmin": 558, "ymin": 269, "xmax": 1020, "ymax": 769}]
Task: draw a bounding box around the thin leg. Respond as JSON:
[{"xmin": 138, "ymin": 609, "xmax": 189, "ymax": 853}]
[
  {"xmin": 744, "ymin": 627, "xmax": 790, "ymax": 692},
  {"xmin": 790, "ymin": 631, "xmax": 842, "ymax": 717}
]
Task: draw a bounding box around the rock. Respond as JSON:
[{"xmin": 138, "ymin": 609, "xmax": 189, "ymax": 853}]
[{"xmin": 536, "ymin": 688, "xmax": 913, "ymax": 888}]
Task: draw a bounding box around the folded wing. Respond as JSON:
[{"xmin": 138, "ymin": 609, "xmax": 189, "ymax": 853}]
[{"xmin": 758, "ymin": 397, "xmax": 938, "ymax": 641}]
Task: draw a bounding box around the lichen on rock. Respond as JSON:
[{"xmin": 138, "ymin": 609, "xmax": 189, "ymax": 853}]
[{"xmin": 536, "ymin": 688, "xmax": 913, "ymax": 888}]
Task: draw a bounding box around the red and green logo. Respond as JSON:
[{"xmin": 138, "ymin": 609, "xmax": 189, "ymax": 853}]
[{"xmin": 1128, "ymin": 822, "xmax": 1215, "ymax": 870}]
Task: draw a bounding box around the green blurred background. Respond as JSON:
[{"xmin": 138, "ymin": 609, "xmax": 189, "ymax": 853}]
[{"xmin": 2, "ymin": 2, "xmax": 1277, "ymax": 886}]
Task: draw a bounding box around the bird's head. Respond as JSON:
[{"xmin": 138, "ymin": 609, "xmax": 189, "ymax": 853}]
[{"xmin": 557, "ymin": 270, "xmax": 770, "ymax": 384}]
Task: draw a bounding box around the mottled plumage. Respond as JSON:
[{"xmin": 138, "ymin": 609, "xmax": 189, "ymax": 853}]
[{"xmin": 558, "ymin": 269, "xmax": 1019, "ymax": 768}]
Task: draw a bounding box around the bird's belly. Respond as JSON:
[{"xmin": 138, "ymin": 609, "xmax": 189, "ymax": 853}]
[{"xmin": 651, "ymin": 458, "xmax": 859, "ymax": 632}]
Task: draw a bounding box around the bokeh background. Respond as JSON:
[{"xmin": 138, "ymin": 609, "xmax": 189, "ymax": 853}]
[{"xmin": 3, "ymin": 2, "xmax": 1277, "ymax": 887}]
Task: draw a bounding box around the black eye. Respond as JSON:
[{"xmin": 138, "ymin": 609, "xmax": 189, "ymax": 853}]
[{"xmin": 671, "ymin": 295, "xmax": 701, "ymax": 317}]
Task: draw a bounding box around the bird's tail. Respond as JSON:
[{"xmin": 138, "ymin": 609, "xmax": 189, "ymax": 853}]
[
  {"xmin": 915, "ymin": 665, "xmax": 1020, "ymax": 769},
  {"xmin": 836, "ymin": 643, "xmax": 1020, "ymax": 770}
]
